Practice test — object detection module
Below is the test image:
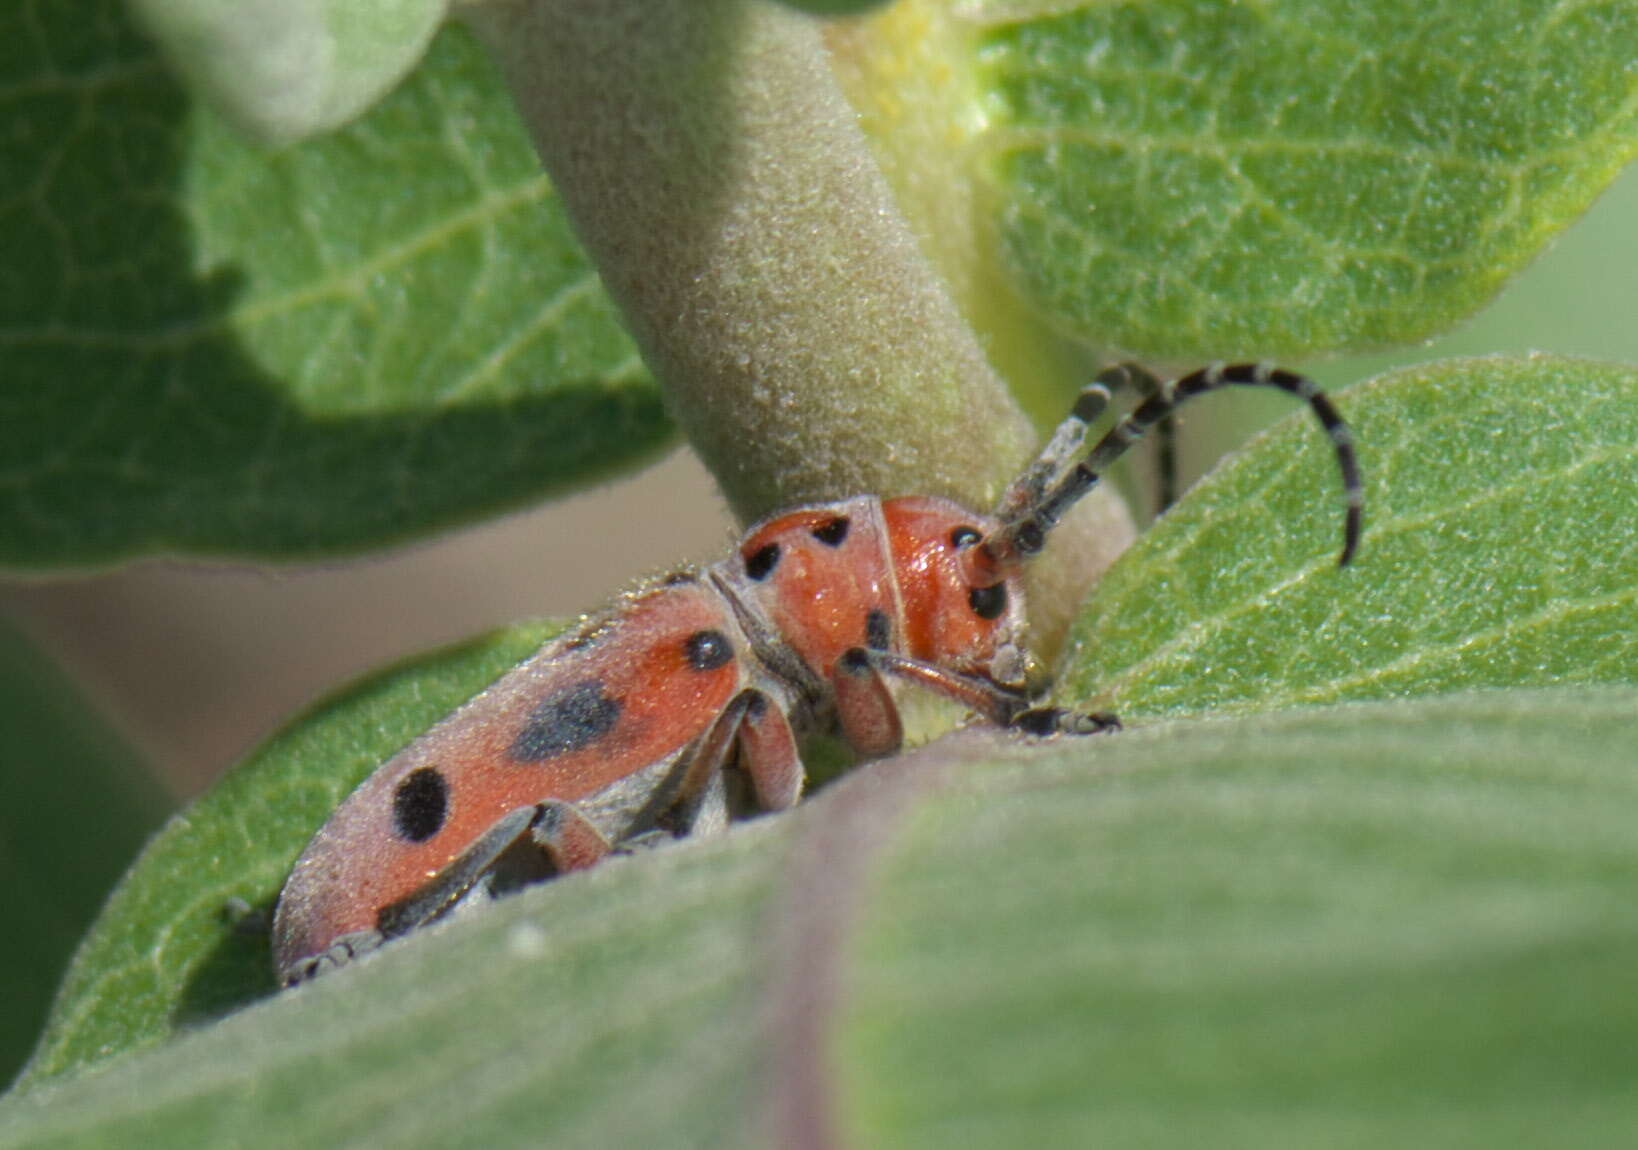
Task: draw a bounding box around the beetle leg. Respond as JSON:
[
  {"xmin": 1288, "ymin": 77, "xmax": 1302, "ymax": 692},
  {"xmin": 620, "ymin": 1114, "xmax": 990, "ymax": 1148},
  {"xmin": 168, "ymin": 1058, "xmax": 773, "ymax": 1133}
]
[
  {"xmin": 666, "ymin": 688, "xmax": 805, "ymax": 824},
  {"xmin": 282, "ymin": 805, "xmax": 542, "ymax": 984},
  {"xmin": 840, "ymin": 646, "xmax": 1017, "ymax": 726},
  {"xmin": 683, "ymin": 765, "xmax": 734, "ymax": 839},
  {"xmin": 526, "ymin": 799, "xmax": 615, "ymax": 871},
  {"xmin": 838, "ymin": 647, "xmax": 1120, "ymax": 737},
  {"xmin": 284, "ymin": 801, "xmax": 616, "ymax": 985},
  {"xmin": 613, "ymin": 828, "xmax": 676, "ymax": 854},
  {"xmin": 374, "ymin": 802, "xmax": 611, "ymax": 942},
  {"xmin": 832, "ymin": 649, "xmax": 906, "ymax": 759},
  {"xmin": 737, "ymin": 691, "xmax": 804, "ymax": 811},
  {"xmin": 371, "ymin": 805, "xmax": 536, "ymax": 941},
  {"xmin": 658, "ymin": 691, "xmax": 758, "ymax": 838}
]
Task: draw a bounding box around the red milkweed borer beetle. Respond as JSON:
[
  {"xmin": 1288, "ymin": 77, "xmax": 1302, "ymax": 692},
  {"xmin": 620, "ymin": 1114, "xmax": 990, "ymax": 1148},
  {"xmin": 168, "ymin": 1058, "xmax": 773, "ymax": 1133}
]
[{"xmin": 273, "ymin": 362, "xmax": 1362, "ymax": 985}]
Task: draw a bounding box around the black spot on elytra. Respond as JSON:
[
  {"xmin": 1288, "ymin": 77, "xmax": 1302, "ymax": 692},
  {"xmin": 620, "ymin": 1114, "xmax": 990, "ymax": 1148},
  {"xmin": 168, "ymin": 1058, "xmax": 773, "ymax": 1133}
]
[
  {"xmin": 969, "ymin": 582, "xmax": 1008, "ymax": 620},
  {"xmin": 811, "ymin": 516, "xmax": 850, "ymax": 546},
  {"xmin": 949, "ymin": 526, "xmax": 981, "ymax": 548},
  {"xmin": 865, "ymin": 608, "xmax": 891, "ymax": 650},
  {"xmin": 392, "ymin": 767, "xmax": 449, "ymax": 843},
  {"xmin": 684, "ymin": 629, "xmax": 734, "ymax": 671},
  {"xmin": 510, "ymin": 680, "xmax": 622, "ymax": 761},
  {"xmin": 745, "ymin": 542, "xmax": 780, "ymax": 581}
]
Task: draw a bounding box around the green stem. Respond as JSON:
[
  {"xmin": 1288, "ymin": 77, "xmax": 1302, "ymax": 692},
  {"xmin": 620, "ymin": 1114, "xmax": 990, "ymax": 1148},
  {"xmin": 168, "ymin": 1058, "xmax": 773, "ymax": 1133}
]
[{"xmin": 467, "ymin": 0, "xmax": 1131, "ymax": 650}]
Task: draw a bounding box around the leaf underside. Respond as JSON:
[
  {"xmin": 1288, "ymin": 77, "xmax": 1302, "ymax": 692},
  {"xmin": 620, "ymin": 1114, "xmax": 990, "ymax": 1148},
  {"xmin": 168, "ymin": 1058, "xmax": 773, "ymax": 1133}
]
[
  {"xmin": 3, "ymin": 692, "xmax": 1637, "ymax": 1148},
  {"xmin": 839, "ymin": 693, "xmax": 1638, "ymax": 1148},
  {"xmin": 0, "ymin": 7, "xmax": 669, "ymax": 568}
]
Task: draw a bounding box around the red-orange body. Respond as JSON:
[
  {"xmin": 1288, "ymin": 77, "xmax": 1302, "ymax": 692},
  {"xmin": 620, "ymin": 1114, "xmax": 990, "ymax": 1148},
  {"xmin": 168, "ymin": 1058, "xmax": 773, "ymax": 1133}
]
[
  {"xmin": 274, "ymin": 363, "xmax": 1364, "ymax": 985},
  {"xmin": 274, "ymin": 495, "xmax": 1025, "ymax": 983}
]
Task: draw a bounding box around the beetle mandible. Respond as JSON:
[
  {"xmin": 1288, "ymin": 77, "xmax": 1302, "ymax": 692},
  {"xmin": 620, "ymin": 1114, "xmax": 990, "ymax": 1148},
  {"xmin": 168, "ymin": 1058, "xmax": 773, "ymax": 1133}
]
[{"xmin": 273, "ymin": 361, "xmax": 1363, "ymax": 985}]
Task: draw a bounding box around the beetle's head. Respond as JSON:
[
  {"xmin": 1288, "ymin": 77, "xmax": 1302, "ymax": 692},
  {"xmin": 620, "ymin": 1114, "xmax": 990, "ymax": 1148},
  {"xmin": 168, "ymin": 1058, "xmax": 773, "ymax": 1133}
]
[{"xmin": 880, "ymin": 496, "xmax": 1032, "ymax": 687}]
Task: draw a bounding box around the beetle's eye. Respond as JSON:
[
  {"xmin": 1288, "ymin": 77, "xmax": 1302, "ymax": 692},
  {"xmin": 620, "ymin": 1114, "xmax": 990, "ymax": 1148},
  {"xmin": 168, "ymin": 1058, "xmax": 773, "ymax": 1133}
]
[
  {"xmin": 949, "ymin": 526, "xmax": 981, "ymax": 548},
  {"xmin": 968, "ymin": 582, "xmax": 1008, "ymax": 620}
]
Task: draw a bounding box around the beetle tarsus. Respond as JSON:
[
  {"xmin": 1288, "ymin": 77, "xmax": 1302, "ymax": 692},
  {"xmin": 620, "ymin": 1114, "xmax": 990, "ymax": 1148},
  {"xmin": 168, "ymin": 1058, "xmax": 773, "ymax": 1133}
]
[{"xmin": 1010, "ymin": 706, "xmax": 1121, "ymax": 737}]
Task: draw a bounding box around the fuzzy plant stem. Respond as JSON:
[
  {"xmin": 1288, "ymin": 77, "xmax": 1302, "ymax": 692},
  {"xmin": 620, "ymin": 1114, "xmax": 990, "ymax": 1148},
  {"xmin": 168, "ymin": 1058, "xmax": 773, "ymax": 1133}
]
[{"xmin": 466, "ymin": 0, "xmax": 1132, "ymax": 649}]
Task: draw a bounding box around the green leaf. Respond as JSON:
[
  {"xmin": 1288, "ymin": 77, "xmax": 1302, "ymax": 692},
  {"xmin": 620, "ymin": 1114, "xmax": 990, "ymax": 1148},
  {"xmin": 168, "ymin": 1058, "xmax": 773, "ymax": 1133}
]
[
  {"xmin": 1061, "ymin": 355, "xmax": 1638, "ymax": 716},
  {"xmin": 839, "ymin": 692, "xmax": 1638, "ymax": 1147},
  {"xmin": 0, "ymin": 621, "xmax": 167, "ymax": 1090},
  {"xmin": 128, "ymin": 0, "xmax": 446, "ymax": 143},
  {"xmin": 3, "ymin": 691, "xmax": 1638, "ymax": 1146},
  {"xmin": 14, "ymin": 620, "xmax": 562, "ymax": 1087},
  {"xmin": 842, "ymin": 0, "xmax": 1638, "ymax": 368},
  {"xmin": 0, "ymin": 7, "xmax": 669, "ymax": 568},
  {"xmin": 982, "ymin": 0, "xmax": 1638, "ymax": 359}
]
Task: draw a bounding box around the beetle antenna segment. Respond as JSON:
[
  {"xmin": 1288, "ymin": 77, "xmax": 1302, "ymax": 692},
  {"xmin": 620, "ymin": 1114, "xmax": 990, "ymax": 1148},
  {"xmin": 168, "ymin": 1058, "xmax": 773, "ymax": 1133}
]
[
  {"xmin": 991, "ymin": 375, "xmax": 1116, "ymax": 524},
  {"xmin": 1095, "ymin": 362, "xmax": 1182, "ymax": 514},
  {"xmin": 986, "ymin": 362, "xmax": 1363, "ymax": 567}
]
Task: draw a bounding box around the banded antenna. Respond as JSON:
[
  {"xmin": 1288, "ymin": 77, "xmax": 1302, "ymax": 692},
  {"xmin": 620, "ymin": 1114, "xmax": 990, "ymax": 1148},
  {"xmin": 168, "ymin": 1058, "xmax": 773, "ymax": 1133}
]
[{"xmin": 985, "ymin": 362, "xmax": 1363, "ymax": 567}]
